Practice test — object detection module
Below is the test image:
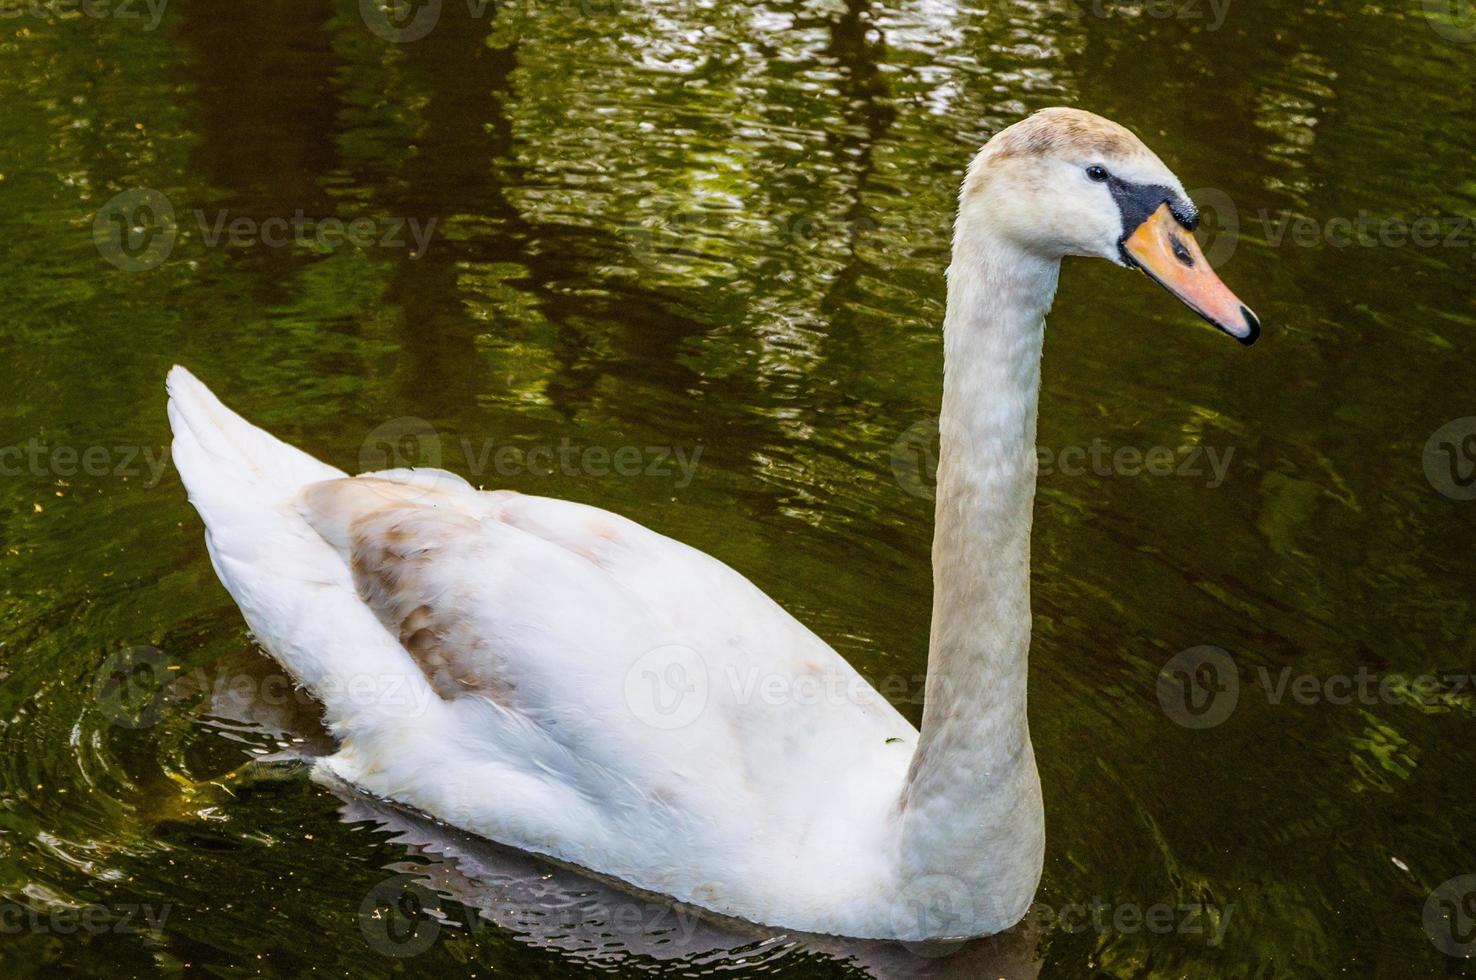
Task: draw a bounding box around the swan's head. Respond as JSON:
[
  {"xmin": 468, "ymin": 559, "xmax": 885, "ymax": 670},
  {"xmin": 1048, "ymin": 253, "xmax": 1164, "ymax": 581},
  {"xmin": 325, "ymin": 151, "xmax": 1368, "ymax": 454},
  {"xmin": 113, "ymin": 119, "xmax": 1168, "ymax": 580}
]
[{"xmin": 961, "ymin": 107, "xmax": 1260, "ymax": 345}]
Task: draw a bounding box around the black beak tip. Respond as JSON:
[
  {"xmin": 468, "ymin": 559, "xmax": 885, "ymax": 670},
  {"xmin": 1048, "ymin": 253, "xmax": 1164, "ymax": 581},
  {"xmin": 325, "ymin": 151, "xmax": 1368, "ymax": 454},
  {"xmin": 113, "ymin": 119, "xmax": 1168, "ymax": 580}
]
[{"xmin": 1235, "ymin": 306, "xmax": 1261, "ymax": 347}]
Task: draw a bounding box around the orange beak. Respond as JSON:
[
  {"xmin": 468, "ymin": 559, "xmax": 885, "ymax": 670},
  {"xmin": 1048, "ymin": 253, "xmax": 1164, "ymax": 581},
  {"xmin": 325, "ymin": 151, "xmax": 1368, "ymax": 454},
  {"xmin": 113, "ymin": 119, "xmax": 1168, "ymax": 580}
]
[{"xmin": 1121, "ymin": 203, "xmax": 1260, "ymax": 346}]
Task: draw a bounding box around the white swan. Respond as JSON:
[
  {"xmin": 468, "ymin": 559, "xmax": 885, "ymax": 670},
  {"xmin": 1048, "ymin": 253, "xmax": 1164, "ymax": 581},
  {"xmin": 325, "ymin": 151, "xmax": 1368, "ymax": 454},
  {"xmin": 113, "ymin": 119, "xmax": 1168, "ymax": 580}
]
[{"xmin": 168, "ymin": 108, "xmax": 1257, "ymax": 943}]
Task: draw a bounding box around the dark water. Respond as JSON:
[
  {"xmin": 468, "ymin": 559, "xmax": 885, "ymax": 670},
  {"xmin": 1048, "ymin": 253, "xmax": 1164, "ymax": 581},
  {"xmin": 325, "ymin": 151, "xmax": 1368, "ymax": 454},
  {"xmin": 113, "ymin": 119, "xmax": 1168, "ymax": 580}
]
[{"xmin": 1, "ymin": 0, "xmax": 1474, "ymax": 976}]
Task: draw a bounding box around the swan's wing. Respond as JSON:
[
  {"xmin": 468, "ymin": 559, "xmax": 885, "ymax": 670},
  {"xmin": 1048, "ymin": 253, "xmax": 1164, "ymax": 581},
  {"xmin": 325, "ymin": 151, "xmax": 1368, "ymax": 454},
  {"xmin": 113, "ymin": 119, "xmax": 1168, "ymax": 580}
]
[
  {"xmin": 168, "ymin": 365, "xmax": 914, "ymax": 923},
  {"xmin": 297, "ymin": 473, "xmax": 917, "ymax": 867}
]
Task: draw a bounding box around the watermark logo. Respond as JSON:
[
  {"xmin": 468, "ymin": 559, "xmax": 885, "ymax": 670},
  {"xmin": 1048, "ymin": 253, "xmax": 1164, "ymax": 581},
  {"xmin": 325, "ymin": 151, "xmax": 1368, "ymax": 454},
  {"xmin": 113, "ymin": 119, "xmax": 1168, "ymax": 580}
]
[
  {"xmin": 889, "ymin": 417, "xmax": 1235, "ymax": 499},
  {"xmin": 195, "ymin": 210, "xmax": 436, "ymax": 258},
  {"xmin": 360, "ymin": 0, "xmax": 441, "ymax": 41},
  {"xmin": 94, "ymin": 189, "xmax": 437, "ymax": 271},
  {"xmin": 359, "ymin": 874, "xmax": 443, "ymax": 957},
  {"xmin": 92, "ymin": 651, "xmax": 437, "ymax": 729},
  {"xmin": 92, "ymin": 645, "xmax": 175, "ymax": 729},
  {"xmin": 356, "ymin": 417, "xmax": 703, "ymax": 499},
  {"xmin": 619, "ymin": 661, "xmax": 957, "ymax": 728},
  {"xmin": 357, "ymin": 416, "xmax": 452, "ymax": 503},
  {"xmin": 1187, "ymin": 186, "xmax": 1241, "ymax": 268},
  {"xmin": 1157, "ymin": 647, "xmax": 1476, "ymax": 728},
  {"xmin": 360, "ymin": 416, "xmax": 443, "ymax": 471},
  {"xmin": 1156, "ymin": 645, "xmax": 1240, "ymax": 729},
  {"xmin": 890, "ymin": 417, "xmax": 940, "ymax": 500},
  {"xmin": 356, "ymin": 870, "xmax": 708, "ymax": 959},
  {"xmin": 623, "ymin": 644, "xmax": 709, "ymax": 730},
  {"xmin": 93, "ymin": 189, "xmax": 178, "ymax": 272},
  {"xmin": 1423, "ymin": 418, "xmax": 1476, "ymax": 500},
  {"xmin": 1422, "ymin": 0, "xmax": 1476, "ymax": 43},
  {"xmin": 889, "ymin": 874, "xmax": 976, "ymax": 955},
  {"xmin": 1425, "ymin": 875, "xmax": 1476, "ymax": 957}
]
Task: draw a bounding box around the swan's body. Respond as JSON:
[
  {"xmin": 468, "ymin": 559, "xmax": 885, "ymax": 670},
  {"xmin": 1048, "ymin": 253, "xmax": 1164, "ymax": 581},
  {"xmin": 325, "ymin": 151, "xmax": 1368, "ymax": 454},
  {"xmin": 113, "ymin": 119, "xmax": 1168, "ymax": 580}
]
[{"xmin": 169, "ymin": 108, "xmax": 1256, "ymax": 942}]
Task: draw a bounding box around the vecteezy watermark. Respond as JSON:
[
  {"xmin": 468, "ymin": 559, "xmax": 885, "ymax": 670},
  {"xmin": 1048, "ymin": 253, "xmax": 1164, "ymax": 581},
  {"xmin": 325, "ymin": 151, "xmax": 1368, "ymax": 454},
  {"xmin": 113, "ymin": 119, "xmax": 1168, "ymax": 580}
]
[
  {"xmin": 0, "ymin": 439, "xmax": 170, "ymax": 487},
  {"xmin": 621, "ymin": 645, "xmax": 926, "ymax": 732},
  {"xmin": 359, "ymin": 417, "xmax": 703, "ymax": 495},
  {"xmin": 1060, "ymin": 0, "xmax": 1233, "ymax": 31},
  {"xmin": 358, "ymin": 873, "xmax": 704, "ymax": 958},
  {"xmin": 1425, "ymin": 874, "xmax": 1476, "ymax": 958},
  {"xmin": 1257, "ymin": 211, "xmax": 1476, "ymax": 254},
  {"xmin": 1038, "ymin": 443, "xmax": 1233, "ymax": 488},
  {"xmin": 1421, "ymin": 0, "xmax": 1476, "ymax": 43},
  {"xmin": 625, "ymin": 210, "xmax": 949, "ymax": 272},
  {"xmin": 622, "ymin": 644, "xmax": 710, "ymax": 730},
  {"xmin": 0, "ymin": 0, "xmax": 168, "ymax": 30},
  {"xmin": 93, "ymin": 188, "xmax": 437, "ymax": 272},
  {"xmin": 358, "ymin": 0, "xmax": 619, "ymax": 43},
  {"xmin": 617, "ymin": 654, "xmax": 1020, "ymax": 733},
  {"xmin": 1156, "ymin": 646, "xmax": 1240, "ymax": 730},
  {"xmin": 1423, "ymin": 418, "xmax": 1476, "ymax": 501},
  {"xmin": 1157, "ymin": 645, "xmax": 1476, "ymax": 729},
  {"xmin": 890, "ymin": 417, "xmax": 1234, "ymax": 500},
  {"xmin": 1035, "ymin": 897, "xmax": 1234, "ymax": 946},
  {"xmin": 884, "ymin": 874, "xmax": 1233, "ymax": 956},
  {"xmin": 890, "ymin": 418, "xmax": 941, "ymax": 501},
  {"xmin": 1171, "ymin": 189, "xmax": 1476, "ymax": 270},
  {"xmin": 629, "ymin": 644, "xmax": 1441, "ymax": 734},
  {"xmin": 93, "ymin": 645, "xmax": 175, "ymax": 729},
  {"xmin": 888, "ymin": 874, "xmax": 983, "ymax": 955},
  {"xmin": 92, "ymin": 188, "xmax": 178, "ymax": 273},
  {"xmin": 194, "ymin": 211, "xmax": 436, "ymax": 259},
  {"xmin": 91, "ymin": 646, "xmax": 437, "ymax": 729},
  {"xmin": 0, "ymin": 900, "xmax": 171, "ymax": 936},
  {"xmin": 360, "ymin": 875, "xmax": 442, "ymax": 958}
]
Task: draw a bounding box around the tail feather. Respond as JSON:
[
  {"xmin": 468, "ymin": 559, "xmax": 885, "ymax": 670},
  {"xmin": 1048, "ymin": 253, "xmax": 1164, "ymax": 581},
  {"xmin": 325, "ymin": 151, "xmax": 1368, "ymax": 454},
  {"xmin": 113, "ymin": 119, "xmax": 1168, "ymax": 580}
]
[
  {"xmin": 167, "ymin": 364, "xmax": 345, "ymax": 514},
  {"xmin": 166, "ymin": 366, "xmax": 443, "ymax": 735}
]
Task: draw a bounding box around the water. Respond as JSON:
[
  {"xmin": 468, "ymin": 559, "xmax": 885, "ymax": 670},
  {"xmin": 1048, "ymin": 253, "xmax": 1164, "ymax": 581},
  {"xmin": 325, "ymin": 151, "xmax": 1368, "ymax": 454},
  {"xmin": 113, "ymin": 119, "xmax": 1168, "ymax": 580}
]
[{"xmin": 1, "ymin": 0, "xmax": 1474, "ymax": 976}]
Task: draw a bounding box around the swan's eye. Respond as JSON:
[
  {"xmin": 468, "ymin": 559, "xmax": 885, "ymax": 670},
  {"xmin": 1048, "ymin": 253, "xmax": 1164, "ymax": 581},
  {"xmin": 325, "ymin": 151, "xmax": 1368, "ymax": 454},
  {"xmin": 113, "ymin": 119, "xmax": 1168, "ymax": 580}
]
[{"xmin": 1086, "ymin": 165, "xmax": 1110, "ymax": 183}]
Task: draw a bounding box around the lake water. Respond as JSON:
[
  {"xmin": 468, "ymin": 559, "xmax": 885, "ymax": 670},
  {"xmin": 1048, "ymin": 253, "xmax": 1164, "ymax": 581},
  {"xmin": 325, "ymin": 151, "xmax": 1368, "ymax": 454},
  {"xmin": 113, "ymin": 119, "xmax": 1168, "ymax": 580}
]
[{"xmin": 1, "ymin": 0, "xmax": 1474, "ymax": 976}]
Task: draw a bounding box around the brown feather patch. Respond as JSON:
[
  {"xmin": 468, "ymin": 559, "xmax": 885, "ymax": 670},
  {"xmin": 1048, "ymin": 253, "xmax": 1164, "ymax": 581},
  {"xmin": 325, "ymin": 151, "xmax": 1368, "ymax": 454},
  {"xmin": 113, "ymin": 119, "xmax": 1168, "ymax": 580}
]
[{"xmin": 300, "ymin": 476, "xmax": 514, "ymax": 705}]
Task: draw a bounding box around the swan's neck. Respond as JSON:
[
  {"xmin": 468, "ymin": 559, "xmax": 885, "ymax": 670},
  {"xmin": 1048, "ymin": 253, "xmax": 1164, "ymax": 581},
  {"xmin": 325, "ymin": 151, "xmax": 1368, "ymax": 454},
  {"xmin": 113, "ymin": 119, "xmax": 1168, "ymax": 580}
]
[{"xmin": 894, "ymin": 226, "xmax": 1057, "ymax": 937}]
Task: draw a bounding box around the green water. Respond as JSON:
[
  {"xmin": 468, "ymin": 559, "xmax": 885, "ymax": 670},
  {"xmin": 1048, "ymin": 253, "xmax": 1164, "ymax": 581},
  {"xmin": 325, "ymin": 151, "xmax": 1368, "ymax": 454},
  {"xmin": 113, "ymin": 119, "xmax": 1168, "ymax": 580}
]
[{"xmin": 1, "ymin": 0, "xmax": 1474, "ymax": 976}]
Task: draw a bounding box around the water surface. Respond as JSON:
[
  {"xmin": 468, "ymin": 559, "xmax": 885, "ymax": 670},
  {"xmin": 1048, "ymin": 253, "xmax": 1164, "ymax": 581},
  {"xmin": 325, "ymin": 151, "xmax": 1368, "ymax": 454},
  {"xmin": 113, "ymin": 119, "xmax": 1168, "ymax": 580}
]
[{"xmin": 1, "ymin": 0, "xmax": 1474, "ymax": 976}]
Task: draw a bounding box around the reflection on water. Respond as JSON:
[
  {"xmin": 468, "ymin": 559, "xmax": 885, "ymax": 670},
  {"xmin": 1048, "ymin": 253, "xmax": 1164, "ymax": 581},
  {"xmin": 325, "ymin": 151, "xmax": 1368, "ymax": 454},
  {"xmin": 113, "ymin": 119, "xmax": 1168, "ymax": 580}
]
[
  {"xmin": 0, "ymin": 0, "xmax": 1473, "ymax": 975},
  {"xmin": 333, "ymin": 779, "xmax": 1044, "ymax": 978}
]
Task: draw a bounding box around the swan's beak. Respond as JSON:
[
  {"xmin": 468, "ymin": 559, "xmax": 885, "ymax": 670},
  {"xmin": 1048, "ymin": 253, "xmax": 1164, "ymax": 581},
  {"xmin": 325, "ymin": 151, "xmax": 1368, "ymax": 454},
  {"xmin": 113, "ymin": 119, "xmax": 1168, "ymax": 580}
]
[{"xmin": 1121, "ymin": 203, "xmax": 1260, "ymax": 346}]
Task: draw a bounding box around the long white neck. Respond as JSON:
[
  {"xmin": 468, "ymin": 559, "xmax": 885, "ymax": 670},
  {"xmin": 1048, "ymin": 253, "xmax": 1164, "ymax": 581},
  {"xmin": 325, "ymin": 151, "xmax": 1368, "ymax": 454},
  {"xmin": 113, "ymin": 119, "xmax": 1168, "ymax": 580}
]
[{"xmin": 892, "ymin": 215, "xmax": 1059, "ymax": 938}]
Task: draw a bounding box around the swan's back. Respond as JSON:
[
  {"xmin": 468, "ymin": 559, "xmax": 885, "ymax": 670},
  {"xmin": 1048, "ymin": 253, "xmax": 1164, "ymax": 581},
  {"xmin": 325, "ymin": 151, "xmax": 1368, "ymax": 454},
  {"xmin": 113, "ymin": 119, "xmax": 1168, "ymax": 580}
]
[{"xmin": 167, "ymin": 367, "xmax": 919, "ymax": 932}]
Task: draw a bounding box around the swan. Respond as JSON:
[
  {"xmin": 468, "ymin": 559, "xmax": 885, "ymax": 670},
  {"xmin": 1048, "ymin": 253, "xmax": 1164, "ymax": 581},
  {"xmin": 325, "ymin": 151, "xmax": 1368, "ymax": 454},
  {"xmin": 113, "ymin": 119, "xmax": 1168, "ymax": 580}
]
[{"xmin": 167, "ymin": 107, "xmax": 1258, "ymax": 943}]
